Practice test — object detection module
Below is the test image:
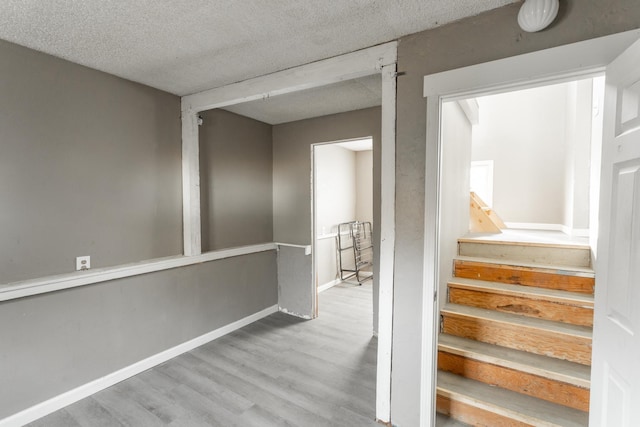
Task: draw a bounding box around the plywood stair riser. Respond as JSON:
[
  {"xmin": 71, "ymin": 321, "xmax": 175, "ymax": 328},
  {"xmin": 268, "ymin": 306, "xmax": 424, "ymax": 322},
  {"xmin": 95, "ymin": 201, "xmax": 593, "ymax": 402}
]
[
  {"xmin": 436, "ymin": 395, "xmax": 532, "ymax": 427},
  {"xmin": 437, "ymin": 238, "xmax": 595, "ymax": 425},
  {"xmin": 441, "ymin": 307, "xmax": 592, "ymax": 366},
  {"xmin": 438, "ymin": 351, "xmax": 590, "ymax": 411},
  {"xmin": 454, "ymin": 259, "xmax": 595, "ymax": 294},
  {"xmin": 448, "ymin": 287, "xmax": 593, "ymax": 327},
  {"xmin": 437, "ymin": 371, "xmax": 589, "ymax": 427},
  {"xmin": 458, "ymin": 240, "xmax": 591, "ymax": 268}
]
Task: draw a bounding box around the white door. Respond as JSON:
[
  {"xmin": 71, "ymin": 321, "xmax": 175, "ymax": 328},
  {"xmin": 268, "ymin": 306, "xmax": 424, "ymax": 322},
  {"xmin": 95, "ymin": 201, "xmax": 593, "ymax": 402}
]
[{"xmin": 590, "ymin": 37, "xmax": 640, "ymax": 426}]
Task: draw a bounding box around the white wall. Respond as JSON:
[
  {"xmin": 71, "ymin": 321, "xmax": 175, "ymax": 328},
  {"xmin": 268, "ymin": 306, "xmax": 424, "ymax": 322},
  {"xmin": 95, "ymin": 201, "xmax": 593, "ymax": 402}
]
[
  {"xmin": 356, "ymin": 150, "xmax": 374, "ymax": 225},
  {"xmin": 564, "ymin": 79, "xmax": 594, "ymax": 234},
  {"xmin": 473, "ymin": 84, "xmax": 569, "ymax": 225},
  {"xmin": 315, "ymin": 144, "xmax": 357, "ymax": 287},
  {"xmin": 590, "ymin": 77, "xmax": 606, "ymax": 253},
  {"xmin": 472, "ymin": 81, "xmax": 595, "ymax": 232},
  {"xmin": 439, "ymin": 101, "xmax": 473, "ymax": 308},
  {"xmin": 314, "ymin": 144, "xmax": 374, "ymax": 288}
]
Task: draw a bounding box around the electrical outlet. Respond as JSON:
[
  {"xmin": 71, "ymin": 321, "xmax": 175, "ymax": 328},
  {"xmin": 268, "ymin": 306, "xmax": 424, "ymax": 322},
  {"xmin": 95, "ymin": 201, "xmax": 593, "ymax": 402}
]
[{"xmin": 76, "ymin": 256, "xmax": 91, "ymax": 271}]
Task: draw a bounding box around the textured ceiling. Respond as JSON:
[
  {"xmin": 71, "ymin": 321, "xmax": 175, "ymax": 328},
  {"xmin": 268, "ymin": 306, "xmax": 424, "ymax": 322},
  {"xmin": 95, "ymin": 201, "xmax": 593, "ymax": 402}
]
[{"xmin": 0, "ymin": 0, "xmax": 517, "ymax": 96}]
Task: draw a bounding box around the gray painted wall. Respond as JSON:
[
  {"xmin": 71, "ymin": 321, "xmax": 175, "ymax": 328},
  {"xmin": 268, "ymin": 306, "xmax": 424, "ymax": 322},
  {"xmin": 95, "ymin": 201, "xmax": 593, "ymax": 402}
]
[
  {"xmin": 393, "ymin": 2, "xmax": 640, "ymax": 425},
  {"xmin": 273, "ymin": 107, "xmax": 381, "ymax": 330},
  {"xmin": 0, "ymin": 41, "xmax": 279, "ymax": 419},
  {"xmin": 0, "ymin": 252, "xmax": 277, "ymax": 419},
  {"xmin": 277, "ymin": 246, "xmax": 313, "ymax": 317},
  {"xmin": 0, "ymin": 39, "xmax": 183, "ymax": 284},
  {"xmin": 199, "ymin": 109, "xmax": 273, "ymax": 251}
]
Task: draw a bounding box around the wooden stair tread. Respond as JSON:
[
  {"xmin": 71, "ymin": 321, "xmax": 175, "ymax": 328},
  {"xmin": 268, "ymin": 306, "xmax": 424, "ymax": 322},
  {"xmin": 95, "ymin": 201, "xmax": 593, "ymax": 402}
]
[
  {"xmin": 448, "ymin": 278, "xmax": 594, "ymax": 307},
  {"xmin": 437, "ymin": 371, "xmax": 589, "ymax": 427},
  {"xmin": 441, "ymin": 304, "xmax": 592, "ymax": 339},
  {"xmin": 457, "ymin": 240, "xmax": 591, "ymax": 268},
  {"xmin": 438, "ymin": 333, "xmax": 591, "ymax": 388},
  {"xmin": 455, "ymin": 255, "xmax": 595, "ymax": 276},
  {"xmin": 458, "ymin": 237, "xmax": 590, "ymax": 250}
]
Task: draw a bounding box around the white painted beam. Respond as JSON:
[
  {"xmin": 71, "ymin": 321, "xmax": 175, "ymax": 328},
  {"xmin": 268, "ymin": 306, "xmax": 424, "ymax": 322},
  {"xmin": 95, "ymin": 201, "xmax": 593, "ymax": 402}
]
[
  {"xmin": 180, "ymin": 41, "xmax": 398, "ymax": 425},
  {"xmin": 376, "ymin": 62, "xmax": 397, "ymax": 424},
  {"xmin": 181, "ymin": 111, "xmax": 202, "ymax": 256},
  {"xmin": 182, "ymin": 42, "xmax": 397, "ymax": 113}
]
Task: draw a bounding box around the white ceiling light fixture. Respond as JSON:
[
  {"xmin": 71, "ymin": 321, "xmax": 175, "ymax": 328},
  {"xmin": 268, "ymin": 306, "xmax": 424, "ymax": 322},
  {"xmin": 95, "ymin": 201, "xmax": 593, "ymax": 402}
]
[{"xmin": 517, "ymin": 0, "xmax": 559, "ymax": 32}]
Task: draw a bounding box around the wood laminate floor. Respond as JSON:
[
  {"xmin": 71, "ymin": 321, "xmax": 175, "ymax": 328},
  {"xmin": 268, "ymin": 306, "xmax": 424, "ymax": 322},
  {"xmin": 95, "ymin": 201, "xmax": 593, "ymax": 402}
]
[{"xmin": 28, "ymin": 283, "xmax": 380, "ymax": 427}]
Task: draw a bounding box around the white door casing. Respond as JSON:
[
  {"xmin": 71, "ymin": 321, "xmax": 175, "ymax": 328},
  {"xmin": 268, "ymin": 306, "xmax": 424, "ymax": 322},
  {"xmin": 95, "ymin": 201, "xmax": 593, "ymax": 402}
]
[
  {"xmin": 422, "ymin": 30, "xmax": 640, "ymax": 427},
  {"xmin": 590, "ymin": 37, "xmax": 640, "ymax": 427}
]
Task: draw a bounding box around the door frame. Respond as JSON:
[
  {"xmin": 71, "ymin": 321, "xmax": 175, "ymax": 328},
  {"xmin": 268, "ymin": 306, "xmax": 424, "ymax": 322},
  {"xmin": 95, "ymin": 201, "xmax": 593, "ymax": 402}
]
[
  {"xmin": 311, "ymin": 136, "xmax": 374, "ymax": 301},
  {"xmin": 420, "ymin": 29, "xmax": 640, "ymax": 426},
  {"xmin": 181, "ymin": 42, "xmax": 397, "ymax": 424}
]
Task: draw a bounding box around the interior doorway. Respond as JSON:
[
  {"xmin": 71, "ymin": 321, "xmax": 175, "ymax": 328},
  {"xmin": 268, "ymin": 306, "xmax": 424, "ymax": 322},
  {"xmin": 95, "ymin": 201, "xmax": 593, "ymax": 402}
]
[
  {"xmin": 439, "ymin": 76, "xmax": 606, "ymax": 292},
  {"xmin": 312, "ymin": 137, "xmax": 375, "ymax": 320},
  {"xmin": 434, "ymin": 75, "xmax": 605, "ymax": 425},
  {"xmin": 421, "ymin": 30, "xmax": 640, "ymax": 427}
]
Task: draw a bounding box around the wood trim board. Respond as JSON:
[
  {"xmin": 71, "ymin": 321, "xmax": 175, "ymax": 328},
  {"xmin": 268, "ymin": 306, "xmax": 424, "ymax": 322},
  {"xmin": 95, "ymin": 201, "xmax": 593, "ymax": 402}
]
[{"xmin": 0, "ymin": 243, "xmax": 277, "ymax": 302}]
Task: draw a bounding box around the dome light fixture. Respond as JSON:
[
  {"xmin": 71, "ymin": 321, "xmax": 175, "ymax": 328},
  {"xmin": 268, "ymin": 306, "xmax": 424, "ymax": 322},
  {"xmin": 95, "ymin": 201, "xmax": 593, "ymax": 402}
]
[{"xmin": 518, "ymin": 0, "xmax": 560, "ymax": 32}]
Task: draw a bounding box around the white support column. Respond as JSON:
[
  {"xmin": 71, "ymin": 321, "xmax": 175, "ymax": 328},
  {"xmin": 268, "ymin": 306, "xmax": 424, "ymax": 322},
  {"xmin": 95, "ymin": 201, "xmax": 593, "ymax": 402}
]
[
  {"xmin": 420, "ymin": 94, "xmax": 442, "ymax": 427},
  {"xmin": 376, "ymin": 62, "xmax": 397, "ymax": 424},
  {"xmin": 181, "ymin": 110, "xmax": 202, "ymax": 256},
  {"xmin": 178, "ymin": 41, "xmax": 398, "ymax": 422}
]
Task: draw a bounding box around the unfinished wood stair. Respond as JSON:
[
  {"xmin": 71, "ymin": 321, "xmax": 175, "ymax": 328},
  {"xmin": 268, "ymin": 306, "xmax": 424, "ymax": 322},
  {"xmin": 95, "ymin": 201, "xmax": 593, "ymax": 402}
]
[
  {"xmin": 437, "ymin": 238, "xmax": 594, "ymax": 426},
  {"xmin": 469, "ymin": 192, "xmax": 506, "ymax": 234}
]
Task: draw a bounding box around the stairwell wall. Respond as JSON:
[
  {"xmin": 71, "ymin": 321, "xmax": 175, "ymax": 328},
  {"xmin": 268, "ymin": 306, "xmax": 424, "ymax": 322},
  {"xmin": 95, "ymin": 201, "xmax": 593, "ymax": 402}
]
[{"xmin": 439, "ymin": 101, "xmax": 473, "ymax": 309}]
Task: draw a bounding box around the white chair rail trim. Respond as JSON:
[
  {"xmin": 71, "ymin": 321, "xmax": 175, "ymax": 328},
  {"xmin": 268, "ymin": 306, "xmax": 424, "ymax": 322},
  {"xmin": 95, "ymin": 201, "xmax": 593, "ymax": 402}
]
[{"xmin": 0, "ymin": 243, "xmax": 277, "ymax": 302}]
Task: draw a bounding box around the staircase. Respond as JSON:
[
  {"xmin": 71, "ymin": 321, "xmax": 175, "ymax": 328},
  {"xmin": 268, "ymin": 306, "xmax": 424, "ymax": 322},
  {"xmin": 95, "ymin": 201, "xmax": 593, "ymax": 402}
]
[{"xmin": 436, "ymin": 237, "xmax": 594, "ymax": 426}]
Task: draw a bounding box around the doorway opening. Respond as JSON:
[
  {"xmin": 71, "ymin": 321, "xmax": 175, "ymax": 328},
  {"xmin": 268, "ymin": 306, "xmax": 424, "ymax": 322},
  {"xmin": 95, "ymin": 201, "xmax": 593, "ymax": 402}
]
[
  {"xmin": 182, "ymin": 41, "xmax": 397, "ymax": 423},
  {"xmin": 435, "ymin": 75, "xmax": 605, "ymax": 425},
  {"xmin": 439, "ymin": 75, "xmax": 606, "ymax": 288},
  {"xmin": 312, "ymin": 137, "xmax": 375, "ymax": 318},
  {"xmin": 422, "ymin": 30, "xmax": 640, "ymax": 427}
]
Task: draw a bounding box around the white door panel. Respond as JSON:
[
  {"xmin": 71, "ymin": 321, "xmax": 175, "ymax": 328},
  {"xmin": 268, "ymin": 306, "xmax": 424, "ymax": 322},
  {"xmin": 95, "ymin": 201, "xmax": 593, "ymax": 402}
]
[{"xmin": 591, "ymin": 37, "xmax": 640, "ymax": 427}]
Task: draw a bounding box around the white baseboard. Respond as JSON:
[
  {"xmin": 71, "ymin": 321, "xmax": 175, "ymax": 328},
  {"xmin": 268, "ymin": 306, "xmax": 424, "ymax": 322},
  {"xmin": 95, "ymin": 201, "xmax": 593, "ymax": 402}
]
[
  {"xmin": 505, "ymin": 222, "xmax": 590, "ymax": 238},
  {"xmin": 278, "ymin": 306, "xmax": 312, "ymax": 320},
  {"xmin": 0, "ymin": 304, "xmax": 278, "ymax": 427},
  {"xmin": 318, "ymin": 278, "xmax": 341, "ymax": 293},
  {"xmin": 560, "ymin": 225, "xmax": 590, "ymax": 238},
  {"xmin": 505, "ymin": 222, "xmax": 564, "ymax": 231}
]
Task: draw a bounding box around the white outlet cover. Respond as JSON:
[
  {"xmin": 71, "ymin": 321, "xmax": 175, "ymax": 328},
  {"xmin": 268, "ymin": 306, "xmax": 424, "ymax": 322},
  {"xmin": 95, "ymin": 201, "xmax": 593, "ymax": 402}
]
[{"xmin": 76, "ymin": 256, "xmax": 91, "ymax": 271}]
